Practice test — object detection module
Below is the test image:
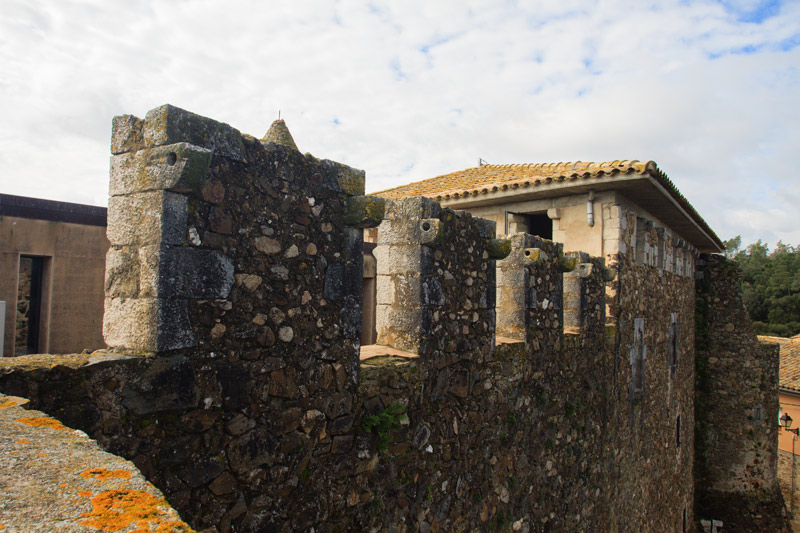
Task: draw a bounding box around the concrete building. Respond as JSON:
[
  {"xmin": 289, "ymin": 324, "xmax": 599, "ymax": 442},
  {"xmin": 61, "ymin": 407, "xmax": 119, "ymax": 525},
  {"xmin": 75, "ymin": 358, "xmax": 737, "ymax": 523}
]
[
  {"xmin": 373, "ymin": 160, "xmax": 723, "ymax": 258},
  {"xmin": 0, "ymin": 193, "xmax": 108, "ymax": 356}
]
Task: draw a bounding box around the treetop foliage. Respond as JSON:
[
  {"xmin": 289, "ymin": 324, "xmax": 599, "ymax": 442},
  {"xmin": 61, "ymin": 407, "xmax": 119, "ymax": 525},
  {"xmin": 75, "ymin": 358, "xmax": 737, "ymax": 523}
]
[{"xmin": 723, "ymin": 236, "xmax": 800, "ymax": 338}]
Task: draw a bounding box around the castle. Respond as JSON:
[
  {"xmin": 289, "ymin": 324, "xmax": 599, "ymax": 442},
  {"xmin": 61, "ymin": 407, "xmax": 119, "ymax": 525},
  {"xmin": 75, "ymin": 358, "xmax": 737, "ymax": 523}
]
[{"xmin": 0, "ymin": 104, "xmax": 787, "ymax": 532}]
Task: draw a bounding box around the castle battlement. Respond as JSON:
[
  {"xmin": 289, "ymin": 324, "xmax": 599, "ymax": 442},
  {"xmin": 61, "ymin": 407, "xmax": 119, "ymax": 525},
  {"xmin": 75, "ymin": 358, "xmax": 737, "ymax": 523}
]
[{"xmin": 0, "ymin": 104, "xmax": 787, "ymax": 532}]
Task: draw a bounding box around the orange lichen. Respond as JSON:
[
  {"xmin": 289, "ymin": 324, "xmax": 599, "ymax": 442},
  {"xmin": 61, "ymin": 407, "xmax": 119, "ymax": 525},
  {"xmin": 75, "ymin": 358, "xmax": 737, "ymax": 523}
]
[
  {"xmin": 15, "ymin": 416, "xmax": 69, "ymax": 430},
  {"xmin": 153, "ymin": 521, "xmax": 189, "ymax": 533},
  {"xmin": 79, "ymin": 489, "xmax": 190, "ymax": 532},
  {"xmin": 0, "ymin": 399, "xmax": 18, "ymax": 408},
  {"xmin": 16, "ymin": 439, "xmax": 30, "ymax": 444},
  {"xmin": 81, "ymin": 468, "xmax": 133, "ymax": 481},
  {"xmin": 80, "ymin": 491, "xmax": 94, "ymax": 497}
]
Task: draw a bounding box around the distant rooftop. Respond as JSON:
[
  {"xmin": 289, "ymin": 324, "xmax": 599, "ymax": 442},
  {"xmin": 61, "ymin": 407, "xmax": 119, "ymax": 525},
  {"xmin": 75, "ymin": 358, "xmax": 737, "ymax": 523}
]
[
  {"xmin": 372, "ymin": 160, "xmax": 723, "ymax": 253},
  {"xmin": 770, "ymin": 335, "xmax": 800, "ymax": 393},
  {"xmin": 0, "ymin": 193, "xmax": 106, "ymax": 227}
]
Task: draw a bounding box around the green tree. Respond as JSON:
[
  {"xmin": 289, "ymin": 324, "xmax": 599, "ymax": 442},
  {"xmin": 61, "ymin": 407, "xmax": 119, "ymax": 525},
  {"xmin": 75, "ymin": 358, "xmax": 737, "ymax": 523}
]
[{"xmin": 725, "ymin": 237, "xmax": 800, "ymax": 337}]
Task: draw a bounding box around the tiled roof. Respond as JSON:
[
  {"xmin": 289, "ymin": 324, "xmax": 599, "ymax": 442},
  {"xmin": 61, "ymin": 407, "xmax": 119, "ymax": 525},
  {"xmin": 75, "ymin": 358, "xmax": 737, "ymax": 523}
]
[
  {"xmin": 372, "ymin": 160, "xmax": 720, "ymax": 250},
  {"xmin": 759, "ymin": 335, "xmax": 794, "ymax": 346},
  {"xmin": 374, "ymin": 160, "xmax": 650, "ymax": 200},
  {"xmin": 769, "ymin": 335, "xmax": 800, "ymax": 392}
]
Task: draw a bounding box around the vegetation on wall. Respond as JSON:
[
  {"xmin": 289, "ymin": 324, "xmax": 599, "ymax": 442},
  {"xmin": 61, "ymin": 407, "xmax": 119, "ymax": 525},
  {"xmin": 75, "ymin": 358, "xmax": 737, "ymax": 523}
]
[{"xmin": 723, "ymin": 237, "xmax": 800, "ymax": 337}]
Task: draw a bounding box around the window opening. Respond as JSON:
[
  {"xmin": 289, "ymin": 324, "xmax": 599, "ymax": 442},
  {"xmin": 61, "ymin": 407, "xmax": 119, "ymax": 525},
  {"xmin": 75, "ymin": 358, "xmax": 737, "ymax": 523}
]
[
  {"xmin": 676, "ymin": 414, "xmax": 681, "ymax": 447},
  {"xmin": 528, "ymin": 212, "xmax": 553, "ymax": 240},
  {"xmin": 630, "ymin": 318, "xmax": 646, "ymax": 402},
  {"xmin": 634, "ymin": 218, "xmax": 650, "ymax": 264},
  {"xmin": 15, "ymin": 256, "xmax": 44, "ymax": 355},
  {"xmin": 669, "ymin": 313, "xmax": 678, "ymax": 376}
]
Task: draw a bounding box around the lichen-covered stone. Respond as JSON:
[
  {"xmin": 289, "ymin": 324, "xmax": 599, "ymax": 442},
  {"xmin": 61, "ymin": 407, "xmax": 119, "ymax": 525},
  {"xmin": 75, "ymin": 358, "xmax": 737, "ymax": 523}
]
[
  {"xmin": 143, "ymin": 104, "xmax": 246, "ymax": 162},
  {"xmin": 262, "ymin": 119, "xmax": 299, "ymax": 151},
  {"xmin": 486, "ymin": 238, "xmax": 511, "ymax": 259},
  {"xmin": 107, "ymin": 191, "xmax": 187, "ymax": 246},
  {"xmin": 343, "ymin": 195, "xmax": 385, "ymax": 228},
  {"xmin": 0, "ymin": 392, "xmax": 190, "ymax": 532},
  {"xmin": 110, "ymin": 142, "xmax": 212, "ymax": 196},
  {"xmin": 110, "ymin": 114, "xmax": 144, "ymax": 155}
]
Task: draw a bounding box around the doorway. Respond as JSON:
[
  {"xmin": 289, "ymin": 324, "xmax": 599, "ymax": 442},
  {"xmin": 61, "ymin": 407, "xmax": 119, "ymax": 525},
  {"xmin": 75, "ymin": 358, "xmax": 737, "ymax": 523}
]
[{"xmin": 15, "ymin": 255, "xmax": 45, "ymax": 355}]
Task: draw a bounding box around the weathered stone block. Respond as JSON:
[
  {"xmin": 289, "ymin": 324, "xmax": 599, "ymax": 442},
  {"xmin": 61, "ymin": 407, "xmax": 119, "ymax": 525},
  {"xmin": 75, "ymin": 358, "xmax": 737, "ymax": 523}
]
[
  {"xmin": 343, "ymin": 195, "xmax": 385, "ymax": 228},
  {"xmin": 375, "ymin": 274, "xmax": 395, "ymax": 305},
  {"xmin": 104, "ymin": 246, "xmax": 140, "ymax": 298},
  {"xmin": 144, "ymin": 104, "xmax": 245, "ymax": 162},
  {"xmin": 318, "ymin": 158, "xmax": 366, "ymax": 195},
  {"xmin": 324, "ymin": 263, "xmax": 345, "ymax": 301},
  {"xmin": 372, "ymin": 245, "xmax": 422, "ymax": 274},
  {"xmin": 383, "ymin": 196, "xmax": 441, "ymax": 222},
  {"xmin": 107, "ymin": 191, "xmax": 187, "ymax": 246},
  {"xmin": 110, "ymin": 142, "xmax": 212, "ymax": 196},
  {"xmin": 473, "ymin": 216, "xmax": 496, "ymax": 238},
  {"xmin": 420, "ymin": 276, "xmax": 444, "ymax": 306},
  {"xmin": 375, "ymin": 304, "xmax": 421, "ymax": 352},
  {"xmin": 418, "ymin": 218, "xmax": 442, "ymax": 245},
  {"xmin": 487, "ymin": 239, "xmax": 511, "ymax": 259},
  {"xmin": 103, "ymin": 297, "xmax": 158, "ymax": 351},
  {"xmin": 103, "ymin": 297, "xmax": 195, "ymax": 352},
  {"xmin": 226, "ymin": 429, "xmax": 277, "ymax": 472},
  {"xmin": 111, "ymin": 114, "xmax": 144, "ymax": 154},
  {"xmin": 120, "ymin": 355, "xmax": 196, "ymax": 414},
  {"xmin": 390, "ymin": 272, "xmax": 422, "ymax": 307},
  {"xmin": 154, "ymin": 246, "xmax": 234, "ymax": 299}
]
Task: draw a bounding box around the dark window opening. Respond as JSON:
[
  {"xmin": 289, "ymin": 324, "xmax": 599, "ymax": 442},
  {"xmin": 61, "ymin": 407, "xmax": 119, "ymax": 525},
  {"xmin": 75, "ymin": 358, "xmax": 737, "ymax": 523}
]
[
  {"xmin": 528, "ymin": 212, "xmax": 553, "ymax": 240},
  {"xmin": 683, "ymin": 507, "xmax": 687, "ymax": 533},
  {"xmin": 669, "ymin": 313, "xmax": 678, "ymax": 376},
  {"xmin": 630, "ymin": 318, "xmax": 646, "ymax": 402},
  {"xmin": 676, "ymin": 414, "xmax": 681, "ymax": 447},
  {"xmin": 15, "ymin": 256, "xmax": 44, "ymax": 355}
]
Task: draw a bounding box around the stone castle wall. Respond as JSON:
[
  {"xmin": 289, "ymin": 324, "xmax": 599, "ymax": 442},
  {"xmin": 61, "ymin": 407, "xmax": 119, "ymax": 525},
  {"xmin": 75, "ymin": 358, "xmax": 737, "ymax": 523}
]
[
  {"xmin": 603, "ymin": 207, "xmax": 697, "ymax": 531},
  {"xmin": 0, "ymin": 104, "xmax": 786, "ymax": 532},
  {"xmin": 695, "ymin": 254, "xmax": 788, "ymax": 531}
]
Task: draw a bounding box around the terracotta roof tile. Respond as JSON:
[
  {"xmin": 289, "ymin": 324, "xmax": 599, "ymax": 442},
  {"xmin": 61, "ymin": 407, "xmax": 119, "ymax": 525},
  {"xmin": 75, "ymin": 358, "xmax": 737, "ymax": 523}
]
[
  {"xmin": 770, "ymin": 336, "xmax": 800, "ymax": 392},
  {"xmin": 372, "ymin": 160, "xmax": 721, "ymax": 250},
  {"xmin": 374, "ymin": 160, "xmax": 647, "ymax": 200},
  {"xmin": 759, "ymin": 335, "xmax": 793, "ymax": 346}
]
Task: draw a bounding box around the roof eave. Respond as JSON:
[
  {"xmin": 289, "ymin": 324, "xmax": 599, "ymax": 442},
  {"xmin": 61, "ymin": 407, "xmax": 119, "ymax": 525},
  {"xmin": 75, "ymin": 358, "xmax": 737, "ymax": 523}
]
[
  {"xmin": 643, "ymin": 173, "xmax": 724, "ymax": 253},
  {"xmin": 432, "ymin": 173, "xmax": 722, "ymax": 252}
]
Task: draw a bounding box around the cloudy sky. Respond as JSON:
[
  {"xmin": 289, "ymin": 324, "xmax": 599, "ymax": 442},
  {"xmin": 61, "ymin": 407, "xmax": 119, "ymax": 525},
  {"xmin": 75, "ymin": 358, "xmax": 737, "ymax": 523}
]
[{"xmin": 1, "ymin": 0, "xmax": 798, "ymax": 247}]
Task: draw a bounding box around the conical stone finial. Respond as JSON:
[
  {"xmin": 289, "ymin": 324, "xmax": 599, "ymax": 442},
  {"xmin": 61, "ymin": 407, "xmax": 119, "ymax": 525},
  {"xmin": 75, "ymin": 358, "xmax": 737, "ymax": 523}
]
[{"xmin": 262, "ymin": 119, "xmax": 299, "ymax": 151}]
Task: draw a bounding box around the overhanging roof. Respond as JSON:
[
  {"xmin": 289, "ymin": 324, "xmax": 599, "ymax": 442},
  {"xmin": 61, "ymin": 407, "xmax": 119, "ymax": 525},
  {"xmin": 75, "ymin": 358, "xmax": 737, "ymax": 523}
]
[
  {"xmin": 0, "ymin": 193, "xmax": 107, "ymax": 227},
  {"xmin": 373, "ymin": 160, "xmax": 723, "ymax": 253}
]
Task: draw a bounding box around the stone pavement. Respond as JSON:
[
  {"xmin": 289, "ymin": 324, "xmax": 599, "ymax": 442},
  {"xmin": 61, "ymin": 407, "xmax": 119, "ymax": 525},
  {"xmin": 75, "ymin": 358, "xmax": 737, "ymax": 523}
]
[{"xmin": 0, "ymin": 392, "xmax": 191, "ymax": 532}]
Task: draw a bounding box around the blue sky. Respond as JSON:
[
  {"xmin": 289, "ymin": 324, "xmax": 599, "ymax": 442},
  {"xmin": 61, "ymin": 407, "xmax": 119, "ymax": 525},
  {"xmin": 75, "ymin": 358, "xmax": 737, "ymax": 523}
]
[{"xmin": 0, "ymin": 0, "xmax": 798, "ymax": 247}]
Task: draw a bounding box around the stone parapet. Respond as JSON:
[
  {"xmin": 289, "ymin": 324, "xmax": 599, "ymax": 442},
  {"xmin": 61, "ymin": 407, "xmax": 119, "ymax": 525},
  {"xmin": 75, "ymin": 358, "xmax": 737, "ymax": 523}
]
[
  {"xmin": 374, "ymin": 197, "xmax": 497, "ymax": 367},
  {"xmin": 0, "ymin": 105, "xmax": 783, "ymax": 532}
]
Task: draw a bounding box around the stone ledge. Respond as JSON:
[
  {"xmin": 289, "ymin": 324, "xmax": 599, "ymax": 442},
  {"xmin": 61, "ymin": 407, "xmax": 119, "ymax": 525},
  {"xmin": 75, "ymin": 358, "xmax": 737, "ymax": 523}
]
[
  {"xmin": 0, "ymin": 392, "xmax": 191, "ymax": 532},
  {"xmin": 0, "ymin": 351, "xmax": 139, "ymax": 374}
]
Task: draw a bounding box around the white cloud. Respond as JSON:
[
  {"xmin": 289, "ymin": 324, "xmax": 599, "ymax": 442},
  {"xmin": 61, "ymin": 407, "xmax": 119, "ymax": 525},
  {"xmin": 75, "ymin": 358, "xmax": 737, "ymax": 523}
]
[{"xmin": 0, "ymin": 0, "xmax": 798, "ymax": 247}]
